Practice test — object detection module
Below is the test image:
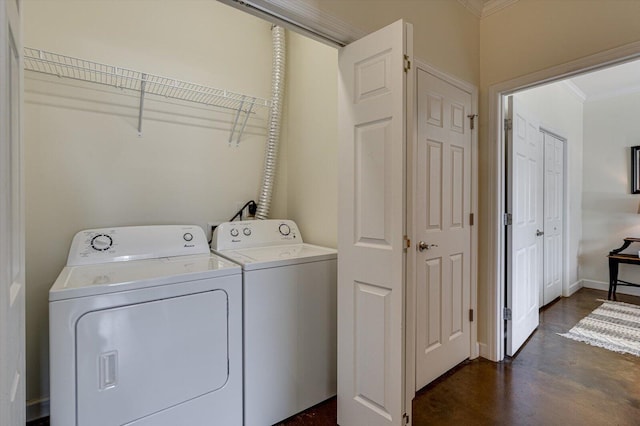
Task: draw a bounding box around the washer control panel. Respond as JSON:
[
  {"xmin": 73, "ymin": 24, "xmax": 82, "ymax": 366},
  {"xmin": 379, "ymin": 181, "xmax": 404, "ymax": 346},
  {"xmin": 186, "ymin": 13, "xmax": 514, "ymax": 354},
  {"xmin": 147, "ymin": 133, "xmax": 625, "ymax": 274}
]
[
  {"xmin": 67, "ymin": 225, "xmax": 210, "ymax": 266},
  {"xmin": 211, "ymin": 219, "xmax": 302, "ymax": 251}
]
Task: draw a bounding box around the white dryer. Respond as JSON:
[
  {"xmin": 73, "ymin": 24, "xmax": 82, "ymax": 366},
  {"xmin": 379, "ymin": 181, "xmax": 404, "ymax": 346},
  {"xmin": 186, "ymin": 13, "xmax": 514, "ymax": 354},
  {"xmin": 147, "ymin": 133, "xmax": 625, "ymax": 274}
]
[
  {"xmin": 211, "ymin": 219, "xmax": 337, "ymax": 426},
  {"xmin": 49, "ymin": 225, "xmax": 242, "ymax": 426}
]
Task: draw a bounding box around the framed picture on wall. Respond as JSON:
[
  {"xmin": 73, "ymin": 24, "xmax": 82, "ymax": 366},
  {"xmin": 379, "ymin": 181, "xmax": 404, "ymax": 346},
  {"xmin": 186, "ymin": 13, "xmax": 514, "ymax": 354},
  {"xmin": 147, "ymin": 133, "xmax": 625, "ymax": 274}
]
[{"xmin": 632, "ymin": 146, "xmax": 640, "ymax": 194}]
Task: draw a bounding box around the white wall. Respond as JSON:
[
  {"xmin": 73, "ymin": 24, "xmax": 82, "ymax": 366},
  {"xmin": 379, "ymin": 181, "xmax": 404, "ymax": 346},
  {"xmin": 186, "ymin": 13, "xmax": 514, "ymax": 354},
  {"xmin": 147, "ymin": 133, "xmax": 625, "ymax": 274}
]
[
  {"xmin": 513, "ymin": 82, "xmax": 584, "ymax": 294},
  {"xmin": 582, "ymin": 91, "xmax": 640, "ymax": 293},
  {"xmin": 23, "ymin": 0, "xmax": 276, "ymax": 406}
]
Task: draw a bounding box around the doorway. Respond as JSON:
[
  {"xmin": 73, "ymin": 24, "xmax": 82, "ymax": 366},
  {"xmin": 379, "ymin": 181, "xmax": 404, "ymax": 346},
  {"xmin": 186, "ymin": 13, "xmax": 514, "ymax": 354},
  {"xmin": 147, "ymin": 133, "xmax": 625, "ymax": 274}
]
[
  {"xmin": 504, "ymin": 91, "xmax": 568, "ymax": 355},
  {"xmin": 490, "ymin": 44, "xmax": 640, "ymax": 361}
]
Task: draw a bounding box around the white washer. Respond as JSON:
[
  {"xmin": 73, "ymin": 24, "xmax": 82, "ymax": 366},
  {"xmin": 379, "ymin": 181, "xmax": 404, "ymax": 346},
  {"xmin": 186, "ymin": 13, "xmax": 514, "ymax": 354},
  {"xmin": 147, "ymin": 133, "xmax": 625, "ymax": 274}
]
[
  {"xmin": 211, "ymin": 219, "xmax": 337, "ymax": 426},
  {"xmin": 49, "ymin": 225, "xmax": 242, "ymax": 426}
]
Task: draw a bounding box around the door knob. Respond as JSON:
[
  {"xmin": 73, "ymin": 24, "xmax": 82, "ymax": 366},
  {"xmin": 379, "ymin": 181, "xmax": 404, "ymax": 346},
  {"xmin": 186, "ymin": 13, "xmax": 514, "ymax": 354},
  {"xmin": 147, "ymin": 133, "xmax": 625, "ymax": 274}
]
[
  {"xmin": 536, "ymin": 229, "xmax": 544, "ymax": 237},
  {"xmin": 418, "ymin": 241, "xmax": 438, "ymax": 251}
]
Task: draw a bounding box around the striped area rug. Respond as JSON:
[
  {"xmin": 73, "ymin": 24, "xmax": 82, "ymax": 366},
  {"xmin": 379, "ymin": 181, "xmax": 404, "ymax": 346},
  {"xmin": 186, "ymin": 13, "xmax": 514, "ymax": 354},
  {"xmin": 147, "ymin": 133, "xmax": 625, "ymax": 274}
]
[{"xmin": 559, "ymin": 300, "xmax": 640, "ymax": 357}]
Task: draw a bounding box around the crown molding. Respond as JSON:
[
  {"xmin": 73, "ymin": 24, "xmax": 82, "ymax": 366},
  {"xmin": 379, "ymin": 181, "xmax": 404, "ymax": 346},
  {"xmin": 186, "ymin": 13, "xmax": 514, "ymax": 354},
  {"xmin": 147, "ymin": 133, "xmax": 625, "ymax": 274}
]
[
  {"xmin": 482, "ymin": 0, "xmax": 520, "ymax": 18},
  {"xmin": 457, "ymin": 0, "xmax": 484, "ymax": 18},
  {"xmin": 561, "ymin": 80, "xmax": 587, "ymax": 103}
]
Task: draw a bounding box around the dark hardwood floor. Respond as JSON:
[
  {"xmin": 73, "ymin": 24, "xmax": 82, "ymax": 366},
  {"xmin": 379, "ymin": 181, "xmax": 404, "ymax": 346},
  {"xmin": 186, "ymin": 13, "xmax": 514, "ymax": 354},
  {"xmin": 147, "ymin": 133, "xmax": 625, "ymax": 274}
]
[
  {"xmin": 281, "ymin": 288, "xmax": 640, "ymax": 425},
  {"xmin": 28, "ymin": 288, "xmax": 640, "ymax": 426}
]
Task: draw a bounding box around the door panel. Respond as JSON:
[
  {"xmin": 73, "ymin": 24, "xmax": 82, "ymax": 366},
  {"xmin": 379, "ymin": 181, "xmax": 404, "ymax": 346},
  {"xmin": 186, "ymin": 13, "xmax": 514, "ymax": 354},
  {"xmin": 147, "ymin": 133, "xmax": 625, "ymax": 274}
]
[
  {"xmin": 506, "ymin": 96, "xmax": 542, "ymax": 356},
  {"xmin": 542, "ymin": 132, "xmax": 564, "ymax": 305},
  {"xmin": 338, "ymin": 20, "xmax": 411, "ymax": 426},
  {"xmin": 1, "ymin": 0, "xmax": 25, "ymax": 424},
  {"xmin": 415, "ymin": 69, "xmax": 472, "ymax": 390}
]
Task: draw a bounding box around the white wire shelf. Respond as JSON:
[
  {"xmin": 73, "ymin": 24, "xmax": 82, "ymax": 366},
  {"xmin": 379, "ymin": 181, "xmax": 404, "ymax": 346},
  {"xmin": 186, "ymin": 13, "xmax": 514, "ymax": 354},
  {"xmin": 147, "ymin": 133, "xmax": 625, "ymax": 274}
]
[{"xmin": 24, "ymin": 47, "xmax": 272, "ymax": 143}]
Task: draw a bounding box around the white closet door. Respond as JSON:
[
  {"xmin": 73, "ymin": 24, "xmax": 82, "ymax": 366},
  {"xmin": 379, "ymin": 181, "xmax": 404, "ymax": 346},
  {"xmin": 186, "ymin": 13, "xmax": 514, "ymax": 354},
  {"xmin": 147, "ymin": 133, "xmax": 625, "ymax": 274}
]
[
  {"xmin": 337, "ymin": 19, "xmax": 412, "ymax": 426},
  {"xmin": 0, "ymin": 0, "xmax": 25, "ymax": 424},
  {"xmin": 414, "ymin": 69, "xmax": 472, "ymax": 390},
  {"xmin": 542, "ymin": 132, "xmax": 564, "ymax": 306},
  {"xmin": 506, "ymin": 96, "xmax": 542, "ymax": 356}
]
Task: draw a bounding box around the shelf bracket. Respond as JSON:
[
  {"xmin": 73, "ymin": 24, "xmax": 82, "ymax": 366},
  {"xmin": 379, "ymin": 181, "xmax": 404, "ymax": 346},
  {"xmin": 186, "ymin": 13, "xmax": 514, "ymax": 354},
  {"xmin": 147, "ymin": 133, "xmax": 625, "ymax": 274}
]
[
  {"xmin": 229, "ymin": 95, "xmax": 246, "ymax": 146},
  {"xmin": 137, "ymin": 73, "xmax": 147, "ymax": 136},
  {"xmin": 235, "ymin": 98, "xmax": 255, "ymax": 146}
]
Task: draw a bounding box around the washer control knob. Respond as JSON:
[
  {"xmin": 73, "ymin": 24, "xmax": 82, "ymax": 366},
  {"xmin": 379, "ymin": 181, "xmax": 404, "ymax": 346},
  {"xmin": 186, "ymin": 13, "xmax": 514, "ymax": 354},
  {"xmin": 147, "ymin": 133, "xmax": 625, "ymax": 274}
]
[
  {"xmin": 183, "ymin": 232, "xmax": 193, "ymax": 242},
  {"xmin": 230, "ymin": 228, "xmax": 239, "ymax": 237},
  {"xmin": 91, "ymin": 234, "xmax": 113, "ymax": 251},
  {"xmin": 279, "ymin": 223, "xmax": 291, "ymax": 236},
  {"xmin": 243, "ymin": 228, "xmax": 252, "ymax": 236}
]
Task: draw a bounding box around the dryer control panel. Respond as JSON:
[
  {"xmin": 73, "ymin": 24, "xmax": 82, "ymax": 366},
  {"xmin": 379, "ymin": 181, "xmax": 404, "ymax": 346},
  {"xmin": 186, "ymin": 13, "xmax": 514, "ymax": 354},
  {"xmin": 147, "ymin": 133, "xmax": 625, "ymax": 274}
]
[
  {"xmin": 212, "ymin": 219, "xmax": 302, "ymax": 250},
  {"xmin": 67, "ymin": 225, "xmax": 210, "ymax": 266}
]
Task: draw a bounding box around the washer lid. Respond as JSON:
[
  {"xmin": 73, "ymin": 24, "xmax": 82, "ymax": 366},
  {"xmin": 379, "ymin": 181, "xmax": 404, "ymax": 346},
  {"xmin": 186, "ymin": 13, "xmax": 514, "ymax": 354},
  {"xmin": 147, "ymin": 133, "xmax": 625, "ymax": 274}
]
[
  {"xmin": 49, "ymin": 253, "xmax": 240, "ymax": 301},
  {"xmin": 215, "ymin": 243, "xmax": 336, "ymax": 271}
]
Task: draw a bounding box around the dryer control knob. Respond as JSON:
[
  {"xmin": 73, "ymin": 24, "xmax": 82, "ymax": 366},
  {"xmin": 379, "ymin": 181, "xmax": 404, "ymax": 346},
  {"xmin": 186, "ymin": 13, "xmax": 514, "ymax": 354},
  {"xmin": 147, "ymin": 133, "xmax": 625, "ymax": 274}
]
[
  {"xmin": 230, "ymin": 228, "xmax": 239, "ymax": 237},
  {"xmin": 243, "ymin": 228, "xmax": 252, "ymax": 236},
  {"xmin": 91, "ymin": 234, "xmax": 113, "ymax": 251},
  {"xmin": 183, "ymin": 232, "xmax": 193, "ymax": 242},
  {"xmin": 279, "ymin": 223, "xmax": 291, "ymax": 236}
]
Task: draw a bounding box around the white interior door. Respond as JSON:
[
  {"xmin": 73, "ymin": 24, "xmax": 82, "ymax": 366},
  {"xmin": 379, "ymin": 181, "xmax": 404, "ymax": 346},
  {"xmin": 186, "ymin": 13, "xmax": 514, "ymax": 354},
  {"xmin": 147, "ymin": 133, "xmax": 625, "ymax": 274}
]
[
  {"xmin": 337, "ymin": 19, "xmax": 412, "ymax": 426},
  {"xmin": 542, "ymin": 132, "xmax": 564, "ymax": 306},
  {"xmin": 0, "ymin": 0, "xmax": 25, "ymax": 424},
  {"xmin": 506, "ymin": 96, "xmax": 542, "ymax": 356},
  {"xmin": 415, "ymin": 69, "xmax": 472, "ymax": 389}
]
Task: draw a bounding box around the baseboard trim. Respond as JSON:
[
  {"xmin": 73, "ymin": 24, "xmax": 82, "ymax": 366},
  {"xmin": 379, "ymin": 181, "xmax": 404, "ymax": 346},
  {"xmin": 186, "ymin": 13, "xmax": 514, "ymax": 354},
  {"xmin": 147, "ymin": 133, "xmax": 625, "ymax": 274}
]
[
  {"xmin": 26, "ymin": 397, "xmax": 49, "ymax": 422},
  {"xmin": 566, "ymin": 279, "xmax": 582, "ymax": 297},
  {"xmin": 478, "ymin": 342, "xmax": 491, "ymax": 360},
  {"xmin": 582, "ymin": 279, "xmax": 640, "ymax": 297}
]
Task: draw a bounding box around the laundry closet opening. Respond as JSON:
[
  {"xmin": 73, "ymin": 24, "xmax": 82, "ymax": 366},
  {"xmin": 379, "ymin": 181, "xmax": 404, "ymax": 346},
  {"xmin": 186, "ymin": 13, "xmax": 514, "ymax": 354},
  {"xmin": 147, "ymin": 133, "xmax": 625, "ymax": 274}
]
[{"xmin": 23, "ymin": 0, "xmax": 338, "ymax": 417}]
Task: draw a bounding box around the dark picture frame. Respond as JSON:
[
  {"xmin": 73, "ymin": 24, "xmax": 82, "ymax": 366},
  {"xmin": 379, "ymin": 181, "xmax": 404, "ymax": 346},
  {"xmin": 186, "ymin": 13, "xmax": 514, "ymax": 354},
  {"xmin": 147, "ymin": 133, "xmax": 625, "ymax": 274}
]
[{"xmin": 632, "ymin": 146, "xmax": 640, "ymax": 194}]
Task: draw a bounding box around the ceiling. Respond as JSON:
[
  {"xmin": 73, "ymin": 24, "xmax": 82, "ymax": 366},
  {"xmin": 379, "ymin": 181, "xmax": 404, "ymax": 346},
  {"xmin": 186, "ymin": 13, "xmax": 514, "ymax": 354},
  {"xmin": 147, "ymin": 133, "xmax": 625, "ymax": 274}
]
[{"xmin": 568, "ymin": 60, "xmax": 640, "ymax": 102}]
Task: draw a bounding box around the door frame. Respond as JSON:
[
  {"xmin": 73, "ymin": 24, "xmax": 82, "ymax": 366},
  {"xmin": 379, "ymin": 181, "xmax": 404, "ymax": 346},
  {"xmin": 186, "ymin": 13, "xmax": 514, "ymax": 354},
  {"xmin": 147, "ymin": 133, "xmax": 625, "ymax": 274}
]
[
  {"xmin": 486, "ymin": 40, "xmax": 640, "ymax": 362},
  {"xmin": 406, "ymin": 59, "xmax": 478, "ymax": 406}
]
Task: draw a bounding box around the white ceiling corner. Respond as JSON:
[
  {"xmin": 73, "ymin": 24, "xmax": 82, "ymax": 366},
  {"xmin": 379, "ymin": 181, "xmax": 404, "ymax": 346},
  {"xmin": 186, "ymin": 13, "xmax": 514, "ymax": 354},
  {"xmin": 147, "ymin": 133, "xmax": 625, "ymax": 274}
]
[
  {"xmin": 561, "ymin": 80, "xmax": 587, "ymax": 103},
  {"xmin": 569, "ymin": 60, "xmax": 640, "ymax": 102}
]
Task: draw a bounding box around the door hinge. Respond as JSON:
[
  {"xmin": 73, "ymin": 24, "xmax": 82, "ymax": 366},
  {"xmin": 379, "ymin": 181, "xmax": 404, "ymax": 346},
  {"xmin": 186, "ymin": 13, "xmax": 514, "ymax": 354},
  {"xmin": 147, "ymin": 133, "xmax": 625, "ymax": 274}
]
[
  {"xmin": 504, "ymin": 307, "xmax": 512, "ymax": 321},
  {"xmin": 403, "ymin": 54, "xmax": 411, "ymax": 73},
  {"xmin": 467, "ymin": 114, "xmax": 478, "ymax": 130},
  {"xmin": 504, "ymin": 118, "xmax": 513, "ymax": 131},
  {"xmin": 469, "ymin": 309, "xmax": 474, "ymax": 322},
  {"xmin": 403, "ymin": 413, "xmax": 410, "ymax": 425},
  {"xmin": 503, "ymin": 212, "xmax": 512, "ymax": 226},
  {"xmin": 403, "ymin": 235, "xmax": 411, "ymax": 250},
  {"xmin": 469, "ymin": 213, "xmax": 474, "ymax": 226}
]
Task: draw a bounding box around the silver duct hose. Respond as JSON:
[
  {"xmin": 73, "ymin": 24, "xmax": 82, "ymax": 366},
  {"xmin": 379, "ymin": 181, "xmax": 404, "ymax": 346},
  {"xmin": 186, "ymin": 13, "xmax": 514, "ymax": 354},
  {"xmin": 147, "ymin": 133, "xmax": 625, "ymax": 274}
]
[{"xmin": 255, "ymin": 25, "xmax": 286, "ymax": 220}]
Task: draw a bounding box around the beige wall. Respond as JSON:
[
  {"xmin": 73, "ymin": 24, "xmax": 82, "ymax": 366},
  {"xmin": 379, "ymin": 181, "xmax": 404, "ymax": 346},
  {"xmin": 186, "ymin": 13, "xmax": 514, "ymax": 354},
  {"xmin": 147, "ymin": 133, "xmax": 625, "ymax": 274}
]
[
  {"xmin": 582, "ymin": 92, "xmax": 640, "ymax": 293},
  {"xmin": 24, "ymin": 0, "xmax": 277, "ymax": 404},
  {"xmin": 311, "ymin": 0, "xmax": 480, "ymax": 85},
  {"xmin": 513, "ymin": 83, "xmax": 584, "ymax": 293},
  {"xmin": 480, "ymin": 0, "xmax": 640, "ymax": 89},
  {"xmin": 284, "ymin": 32, "xmax": 338, "ymax": 248}
]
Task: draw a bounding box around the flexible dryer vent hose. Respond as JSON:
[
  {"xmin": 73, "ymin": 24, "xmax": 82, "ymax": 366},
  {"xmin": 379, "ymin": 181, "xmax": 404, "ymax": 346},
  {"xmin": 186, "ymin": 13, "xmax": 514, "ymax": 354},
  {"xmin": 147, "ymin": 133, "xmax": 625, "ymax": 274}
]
[{"xmin": 256, "ymin": 25, "xmax": 286, "ymax": 220}]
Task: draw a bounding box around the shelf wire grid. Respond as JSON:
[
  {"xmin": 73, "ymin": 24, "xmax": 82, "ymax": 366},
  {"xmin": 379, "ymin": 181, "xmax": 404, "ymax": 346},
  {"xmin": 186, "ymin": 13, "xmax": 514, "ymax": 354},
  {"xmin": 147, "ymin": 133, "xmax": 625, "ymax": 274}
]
[{"xmin": 23, "ymin": 47, "xmax": 272, "ymax": 113}]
